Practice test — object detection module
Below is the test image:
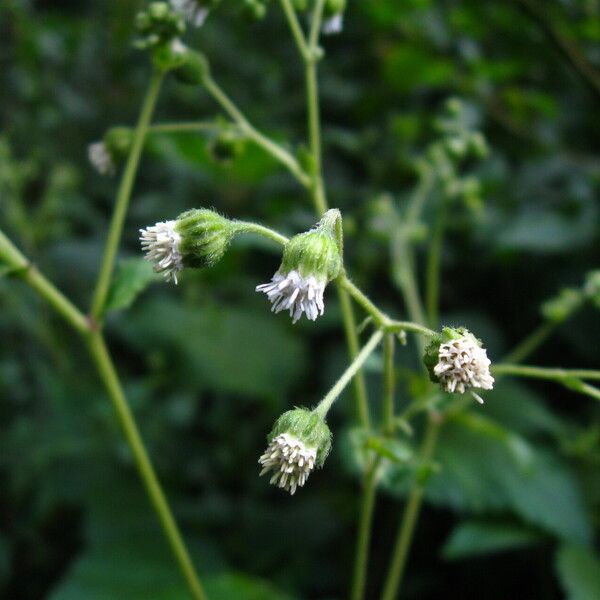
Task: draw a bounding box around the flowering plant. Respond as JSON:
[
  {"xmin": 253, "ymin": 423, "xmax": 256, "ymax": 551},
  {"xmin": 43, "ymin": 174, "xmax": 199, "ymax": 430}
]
[{"xmin": 1, "ymin": 1, "xmax": 599, "ymax": 599}]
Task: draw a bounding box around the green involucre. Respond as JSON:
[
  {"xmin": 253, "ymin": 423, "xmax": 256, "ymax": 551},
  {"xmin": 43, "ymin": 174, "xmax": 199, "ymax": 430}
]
[
  {"xmin": 175, "ymin": 209, "xmax": 234, "ymax": 268},
  {"xmin": 268, "ymin": 408, "xmax": 333, "ymax": 467}
]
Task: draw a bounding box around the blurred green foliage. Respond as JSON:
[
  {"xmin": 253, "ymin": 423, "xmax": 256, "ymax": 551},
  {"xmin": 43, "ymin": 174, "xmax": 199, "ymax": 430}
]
[{"xmin": 1, "ymin": 0, "xmax": 599, "ymax": 598}]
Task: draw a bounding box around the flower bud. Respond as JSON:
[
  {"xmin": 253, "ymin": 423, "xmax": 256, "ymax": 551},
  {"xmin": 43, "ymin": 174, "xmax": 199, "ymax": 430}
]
[
  {"xmin": 241, "ymin": 0, "xmax": 267, "ymax": 21},
  {"xmin": 134, "ymin": 2, "xmax": 186, "ymax": 50},
  {"xmin": 87, "ymin": 127, "xmax": 134, "ymax": 176},
  {"xmin": 140, "ymin": 209, "xmax": 235, "ymax": 283},
  {"xmin": 256, "ymin": 209, "xmax": 342, "ymax": 323},
  {"xmin": 424, "ymin": 327, "xmax": 494, "ymax": 402},
  {"xmin": 323, "ymin": 0, "xmax": 346, "ymax": 35},
  {"xmin": 207, "ymin": 128, "xmax": 246, "ymax": 164},
  {"xmin": 170, "ymin": 0, "xmax": 220, "ymax": 27},
  {"xmin": 173, "ymin": 48, "xmax": 210, "ymax": 85},
  {"xmin": 258, "ymin": 408, "xmax": 332, "ymax": 495}
]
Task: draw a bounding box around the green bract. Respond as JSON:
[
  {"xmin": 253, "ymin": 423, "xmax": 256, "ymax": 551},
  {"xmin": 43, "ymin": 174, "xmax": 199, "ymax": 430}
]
[
  {"xmin": 280, "ymin": 210, "xmax": 342, "ymax": 282},
  {"xmin": 268, "ymin": 408, "xmax": 332, "ymax": 467},
  {"xmin": 175, "ymin": 209, "xmax": 235, "ymax": 268}
]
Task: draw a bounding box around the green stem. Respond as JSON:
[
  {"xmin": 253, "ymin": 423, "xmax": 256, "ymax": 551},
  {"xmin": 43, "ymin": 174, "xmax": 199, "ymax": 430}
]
[
  {"xmin": 391, "ymin": 230, "xmax": 428, "ymax": 350},
  {"xmin": 308, "ymin": 0, "xmax": 326, "ymax": 48},
  {"xmin": 350, "ymin": 332, "xmax": 396, "ymax": 599},
  {"xmin": 350, "ymin": 456, "xmax": 382, "ymax": 600},
  {"xmin": 383, "ymin": 334, "xmax": 396, "ymax": 435},
  {"xmin": 425, "ymin": 200, "xmax": 446, "ymax": 328},
  {"xmin": 87, "ymin": 333, "xmax": 207, "ymax": 600},
  {"xmin": 234, "ymin": 222, "xmax": 289, "ymax": 246},
  {"xmin": 150, "ymin": 121, "xmax": 224, "ymax": 134},
  {"xmin": 337, "ymin": 284, "xmax": 372, "ymax": 428},
  {"xmin": 380, "ymin": 413, "xmax": 442, "ymax": 600},
  {"xmin": 278, "ymin": 0, "xmax": 310, "ymax": 59},
  {"xmin": 201, "ymin": 74, "xmax": 311, "ymax": 187},
  {"xmin": 493, "ymin": 364, "xmax": 600, "ymax": 381},
  {"xmin": 0, "ymin": 230, "xmax": 207, "ymax": 599},
  {"xmin": 314, "ymin": 329, "xmax": 384, "ymax": 419},
  {"xmin": 502, "ymin": 321, "xmax": 557, "ymax": 364},
  {"xmin": 91, "ymin": 72, "xmax": 164, "ymax": 320},
  {"xmin": 340, "ymin": 276, "xmax": 390, "ymax": 326},
  {"xmin": 0, "ymin": 229, "xmax": 89, "ymax": 334}
]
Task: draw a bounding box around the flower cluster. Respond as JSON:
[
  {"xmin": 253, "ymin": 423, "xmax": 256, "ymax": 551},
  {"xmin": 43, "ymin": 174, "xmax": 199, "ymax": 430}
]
[
  {"xmin": 258, "ymin": 432, "xmax": 317, "ymax": 495},
  {"xmin": 140, "ymin": 220, "xmax": 184, "ymax": 283},
  {"xmin": 256, "ymin": 209, "xmax": 342, "ymax": 324},
  {"xmin": 424, "ymin": 327, "xmax": 494, "ymax": 403},
  {"xmin": 258, "ymin": 408, "xmax": 332, "ymax": 495}
]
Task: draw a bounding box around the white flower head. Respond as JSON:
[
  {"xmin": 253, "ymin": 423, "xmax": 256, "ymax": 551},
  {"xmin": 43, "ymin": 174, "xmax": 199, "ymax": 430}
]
[
  {"xmin": 256, "ymin": 270, "xmax": 326, "ymax": 324},
  {"xmin": 170, "ymin": 0, "xmax": 210, "ymax": 27},
  {"xmin": 259, "ymin": 432, "xmax": 317, "ymax": 495},
  {"xmin": 258, "ymin": 408, "xmax": 332, "ymax": 495},
  {"xmin": 140, "ymin": 220, "xmax": 183, "ymax": 284},
  {"xmin": 88, "ymin": 141, "xmax": 115, "ymax": 176},
  {"xmin": 433, "ymin": 334, "xmax": 494, "ymax": 402},
  {"xmin": 256, "ymin": 209, "xmax": 342, "ymax": 324},
  {"xmin": 322, "ymin": 13, "xmax": 344, "ymax": 35}
]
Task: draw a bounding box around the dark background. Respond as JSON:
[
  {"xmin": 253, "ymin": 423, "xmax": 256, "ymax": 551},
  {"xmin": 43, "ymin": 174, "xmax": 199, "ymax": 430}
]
[{"xmin": 1, "ymin": 1, "xmax": 599, "ymax": 598}]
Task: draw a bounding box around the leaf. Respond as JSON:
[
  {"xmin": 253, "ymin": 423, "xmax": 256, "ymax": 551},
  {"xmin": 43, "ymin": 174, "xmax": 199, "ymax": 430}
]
[
  {"xmin": 104, "ymin": 258, "xmax": 158, "ymax": 313},
  {"xmin": 205, "ymin": 573, "xmax": 296, "ymax": 600},
  {"xmin": 423, "ymin": 417, "xmax": 591, "ymax": 543},
  {"xmin": 118, "ymin": 298, "xmax": 306, "ymax": 398},
  {"xmin": 556, "ymin": 545, "xmax": 600, "ymax": 600},
  {"xmin": 442, "ymin": 519, "xmax": 542, "ymax": 560},
  {"xmin": 365, "ymin": 436, "xmax": 414, "ymax": 463}
]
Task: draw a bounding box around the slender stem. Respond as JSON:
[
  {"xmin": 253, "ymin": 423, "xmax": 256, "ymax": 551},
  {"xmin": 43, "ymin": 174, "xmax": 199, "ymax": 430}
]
[
  {"xmin": 201, "ymin": 74, "xmax": 311, "ymax": 187},
  {"xmin": 314, "ymin": 329, "xmax": 384, "ymax": 419},
  {"xmin": 278, "ymin": 0, "xmax": 310, "ymax": 59},
  {"xmin": 385, "ymin": 320, "xmax": 437, "ymax": 338},
  {"xmin": 91, "ymin": 72, "xmax": 164, "ymax": 320},
  {"xmin": 87, "ymin": 333, "xmax": 207, "ymax": 600},
  {"xmin": 0, "ymin": 229, "xmax": 89, "ymax": 335},
  {"xmin": 350, "ymin": 331, "xmax": 396, "ymax": 599},
  {"xmin": 340, "ymin": 276, "xmax": 390, "ymax": 326},
  {"xmin": 308, "ymin": 0, "xmax": 326, "ymax": 48},
  {"xmin": 381, "ymin": 413, "xmax": 442, "ymax": 600},
  {"xmin": 0, "ymin": 229, "xmax": 207, "ymax": 599},
  {"xmin": 502, "ymin": 321, "xmax": 557, "ymax": 364},
  {"xmin": 383, "ymin": 334, "xmax": 396, "ymax": 435},
  {"xmin": 351, "ymin": 456, "xmax": 382, "ymax": 600},
  {"xmin": 337, "ymin": 284, "xmax": 372, "ymax": 428},
  {"xmin": 234, "ymin": 222, "xmax": 289, "ymax": 246},
  {"xmin": 425, "ymin": 200, "xmax": 446, "ymax": 328},
  {"xmin": 150, "ymin": 121, "xmax": 224, "ymax": 134},
  {"xmin": 305, "ymin": 61, "xmax": 327, "ymax": 213},
  {"xmin": 391, "ymin": 230, "xmax": 428, "ymax": 350},
  {"xmin": 493, "ymin": 364, "xmax": 600, "ymax": 381}
]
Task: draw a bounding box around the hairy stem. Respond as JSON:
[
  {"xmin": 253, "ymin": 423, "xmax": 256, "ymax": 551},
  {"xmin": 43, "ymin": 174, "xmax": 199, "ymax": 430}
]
[
  {"xmin": 351, "ymin": 456, "xmax": 382, "ymax": 600},
  {"xmin": 278, "ymin": 0, "xmax": 310, "ymax": 59},
  {"xmin": 234, "ymin": 222, "xmax": 290, "ymax": 246},
  {"xmin": 493, "ymin": 364, "xmax": 600, "ymax": 381},
  {"xmin": 91, "ymin": 72, "xmax": 164, "ymax": 319},
  {"xmin": 87, "ymin": 333, "xmax": 207, "ymax": 600},
  {"xmin": 381, "ymin": 413, "xmax": 442, "ymax": 600},
  {"xmin": 150, "ymin": 121, "xmax": 225, "ymax": 134},
  {"xmin": 425, "ymin": 200, "xmax": 446, "ymax": 328},
  {"xmin": 314, "ymin": 329, "xmax": 384, "ymax": 419},
  {"xmin": 201, "ymin": 74, "xmax": 311, "ymax": 187},
  {"xmin": 383, "ymin": 334, "xmax": 396, "ymax": 435},
  {"xmin": 0, "ymin": 230, "xmax": 207, "ymax": 599}
]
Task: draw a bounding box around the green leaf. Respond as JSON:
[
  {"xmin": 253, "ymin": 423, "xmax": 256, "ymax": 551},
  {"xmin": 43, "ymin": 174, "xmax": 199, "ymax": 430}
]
[
  {"xmin": 365, "ymin": 435, "xmax": 414, "ymax": 463},
  {"xmin": 556, "ymin": 545, "xmax": 600, "ymax": 600},
  {"xmin": 442, "ymin": 519, "xmax": 542, "ymax": 560},
  {"xmin": 104, "ymin": 258, "xmax": 158, "ymax": 313},
  {"xmin": 119, "ymin": 298, "xmax": 306, "ymax": 398},
  {"xmin": 205, "ymin": 573, "xmax": 296, "ymax": 600},
  {"xmin": 424, "ymin": 417, "xmax": 591, "ymax": 543}
]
